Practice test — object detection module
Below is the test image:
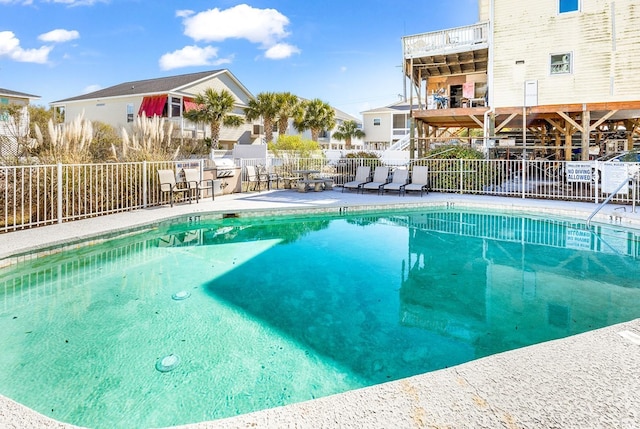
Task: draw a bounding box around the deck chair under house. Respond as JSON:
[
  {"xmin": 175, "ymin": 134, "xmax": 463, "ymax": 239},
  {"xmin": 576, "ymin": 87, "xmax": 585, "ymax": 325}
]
[
  {"xmin": 404, "ymin": 166, "xmax": 429, "ymax": 196},
  {"xmin": 361, "ymin": 166, "xmax": 390, "ymax": 194},
  {"xmin": 157, "ymin": 169, "xmax": 192, "ymax": 207},
  {"xmin": 381, "ymin": 168, "xmax": 409, "ymax": 195},
  {"xmin": 342, "ymin": 166, "xmax": 371, "ymax": 192}
]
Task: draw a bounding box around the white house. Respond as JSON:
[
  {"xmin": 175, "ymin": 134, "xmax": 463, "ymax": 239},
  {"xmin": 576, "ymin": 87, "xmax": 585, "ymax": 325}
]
[
  {"xmin": 50, "ymin": 69, "xmax": 261, "ymax": 150},
  {"xmin": 0, "ymin": 88, "xmax": 40, "ymax": 161},
  {"xmin": 402, "ymin": 0, "xmax": 640, "ymax": 160},
  {"xmin": 361, "ymin": 101, "xmax": 413, "ymax": 151},
  {"xmin": 276, "ymin": 102, "xmax": 364, "ymax": 150}
]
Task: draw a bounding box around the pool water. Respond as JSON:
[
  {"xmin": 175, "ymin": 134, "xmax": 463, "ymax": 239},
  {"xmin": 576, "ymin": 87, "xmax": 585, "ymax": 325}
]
[{"xmin": 1, "ymin": 208, "xmax": 640, "ymax": 428}]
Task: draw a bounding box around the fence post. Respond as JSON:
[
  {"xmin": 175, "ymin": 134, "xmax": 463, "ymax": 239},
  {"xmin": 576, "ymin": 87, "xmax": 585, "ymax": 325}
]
[
  {"xmin": 594, "ymin": 160, "xmax": 600, "ymax": 204},
  {"xmin": 142, "ymin": 161, "xmax": 148, "ymax": 208},
  {"xmin": 521, "ymin": 158, "xmax": 526, "ymax": 199},
  {"xmin": 57, "ymin": 162, "xmax": 63, "ymax": 224},
  {"xmin": 459, "ymin": 159, "xmax": 463, "ymax": 193}
]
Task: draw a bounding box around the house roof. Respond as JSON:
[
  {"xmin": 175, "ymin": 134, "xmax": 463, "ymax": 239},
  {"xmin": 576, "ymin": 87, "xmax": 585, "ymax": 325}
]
[
  {"xmin": 361, "ymin": 100, "xmax": 417, "ymax": 115},
  {"xmin": 334, "ymin": 106, "xmax": 361, "ymax": 124},
  {"xmin": 0, "ymin": 88, "xmax": 40, "ymax": 99},
  {"xmin": 52, "ymin": 69, "xmax": 251, "ymax": 104}
]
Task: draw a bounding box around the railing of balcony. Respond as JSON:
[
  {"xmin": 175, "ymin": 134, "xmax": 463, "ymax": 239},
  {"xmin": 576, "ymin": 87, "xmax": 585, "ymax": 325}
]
[{"xmin": 403, "ymin": 22, "xmax": 489, "ymax": 58}]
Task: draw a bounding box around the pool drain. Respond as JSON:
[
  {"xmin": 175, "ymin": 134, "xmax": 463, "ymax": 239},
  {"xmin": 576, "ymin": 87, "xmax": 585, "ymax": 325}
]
[
  {"xmin": 171, "ymin": 290, "xmax": 191, "ymax": 300},
  {"xmin": 156, "ymin": 354, "xmax": 180, "ymax": 372}
]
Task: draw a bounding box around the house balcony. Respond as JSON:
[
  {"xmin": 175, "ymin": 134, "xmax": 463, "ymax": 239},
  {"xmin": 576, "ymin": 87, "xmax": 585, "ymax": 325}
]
[
  {"xmin": 403, "ymin": 22, "xmax": 489, "ymax": 59},
  {"xmin": 402, "ymin": 22, "xmax": 489, "ymax": 78}
]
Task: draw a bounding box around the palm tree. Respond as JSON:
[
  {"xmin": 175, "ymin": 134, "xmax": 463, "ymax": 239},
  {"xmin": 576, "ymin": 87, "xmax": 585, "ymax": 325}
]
[
  {"xmin": 183, "ymin": 88, "xmax": 244, "ymax": 158},
  {"xmin": 332, "ymin": 120, "xmax": 365, "ymax": 150},
  {"xmin": 293, "ymin": 98, "xmax": 336, "ymax": 142},
  {"xmin": 244, "ymin": 92, "xmax": 279, "ymax": 143},
  {"xmin": 275, "ymin": 92, "xmax": 301, "ymax": 138}
]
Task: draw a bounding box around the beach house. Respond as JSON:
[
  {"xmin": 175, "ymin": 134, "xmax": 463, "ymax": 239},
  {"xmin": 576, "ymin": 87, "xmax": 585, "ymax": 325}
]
[{"xmin": 403, "ymin": 0, "xmax": 640, "ymax": 160}]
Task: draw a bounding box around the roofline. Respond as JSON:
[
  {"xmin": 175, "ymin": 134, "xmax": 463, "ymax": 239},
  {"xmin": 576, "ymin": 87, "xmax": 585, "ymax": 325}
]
[
  {"xmin": 0, "ymin": 89, "xmax": 41, "ymax": 100},
  {"xmin": 50, "ymin": 69, "xmax": 254, "ymax": 105},
  {"xmin": 183, "ymin": 69, "xmax": 255, "ymax": 100}
]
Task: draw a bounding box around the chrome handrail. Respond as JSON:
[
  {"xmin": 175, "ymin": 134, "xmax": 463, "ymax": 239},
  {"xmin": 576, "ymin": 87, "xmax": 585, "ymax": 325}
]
[{"xmin": 586, "ymin": 174, "xmax": 637, "ymax": 226}]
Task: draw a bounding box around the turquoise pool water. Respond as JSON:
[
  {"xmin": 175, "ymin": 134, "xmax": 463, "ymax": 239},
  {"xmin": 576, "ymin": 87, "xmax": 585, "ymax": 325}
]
[{"xmin": 1, "ymin": 208, "xmax": 640, "ymax": 428}]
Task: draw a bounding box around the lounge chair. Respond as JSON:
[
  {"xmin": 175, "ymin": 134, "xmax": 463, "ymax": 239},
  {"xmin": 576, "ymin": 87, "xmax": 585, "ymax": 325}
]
[
  {"xmin": 157, "ymin": 169, "xmax": 192, "ymax": 207},
  {"xmin": 404, "ymin": 166, "xmax": 430, "ymax": 196},
  {"xmin": 381, "ymin": 168, "xmax": 409, "ymax": 195},
  {"xmin": 342, "ymin": 166, "xmax": 371, "ymax": 192},
  {"xmin": 361, "ymin": 166, "xmax": 390, "ymax": 194}
]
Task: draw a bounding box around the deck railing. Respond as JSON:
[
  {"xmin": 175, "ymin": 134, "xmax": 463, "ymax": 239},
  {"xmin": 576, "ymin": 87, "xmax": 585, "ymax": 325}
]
[
  {"xmin": 403, "ymin": 22, "xmax": 489, "ymax": 58},
  {"xmin": 2, "ymin": 157, "xmax": 639, "ymax": 233}
]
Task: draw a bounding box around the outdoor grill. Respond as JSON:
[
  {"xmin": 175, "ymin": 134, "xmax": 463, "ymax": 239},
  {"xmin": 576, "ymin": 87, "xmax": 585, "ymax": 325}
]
[
  {"xmin": 203, "ymin": 158, "xmax": 242, "ymax": 195},
  {"xmin": 211, "ymin": 158, "xmax": 237, "ymax": 178}
]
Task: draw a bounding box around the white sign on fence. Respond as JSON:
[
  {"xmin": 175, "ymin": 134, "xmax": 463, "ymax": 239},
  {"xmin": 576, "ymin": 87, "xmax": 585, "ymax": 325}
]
[
  {"xmin": 565, "ymin": 162, "xmax": 593, "ymax": 183},
  {"xmin": 602, "ymin": 163, "xmax": 629, "ymax": 195}
]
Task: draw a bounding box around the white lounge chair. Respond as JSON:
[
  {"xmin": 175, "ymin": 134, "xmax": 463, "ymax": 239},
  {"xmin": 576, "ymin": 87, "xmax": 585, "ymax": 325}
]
[
  {"xmin": 342, "ymin": 166, "xmax": 371, "ymax": 192},
  {"xmin": 404, "ymin": 166, "xmax": 429, "ymax": 196},
  {"xmin": 381, "ymin": 168, "xmax": 409, "ymax": 195},
  {"xmin": 157, "ymin": 169, "xmax": 192, "ymax": 207},
  {"xmin": 361, "ymin": 166, "xmax": 390, "ymax": 194}
]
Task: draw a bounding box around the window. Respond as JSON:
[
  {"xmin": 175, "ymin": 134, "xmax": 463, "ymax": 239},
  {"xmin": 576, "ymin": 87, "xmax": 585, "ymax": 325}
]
[
  {"xmin": 559, "ymin": 0, "xmax": 579, "ymax": 13},
  {"xmin": 392, "ymin": 114, "xmax": 408, "ymax": 129},
  {"xmin": 373, "ymin": 118, "xmax": 381, "ymax": 126},
  {"xmin": 550, "ymin": 53, "xmax": 572, "ymax": 75},
  {"xmin": 126, "ymin": 104, "xmax": 134, "ymax": 123},
  {"xmin": 170, "ymin": 97, "xmax": 181, "ymax": 118},
  {"xmin": 0, "ymin": 98, "xmax": 8, "ymax": 122}
]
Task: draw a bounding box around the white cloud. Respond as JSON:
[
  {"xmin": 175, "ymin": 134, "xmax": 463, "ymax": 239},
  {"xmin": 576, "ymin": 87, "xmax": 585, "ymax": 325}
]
[
  {"xmin": 0, "ymin": 31, "xmax": 52, "ymax": 63},
  {"xmin": 38, "ymin": 29, "xmax": 80, "ymax": 43},
  {"xmin": 340, "ymin": 66, "xmax": 347, "ymax": 73},
  {"xmin": 175, "ymin": 9, "xmax": 193, "ymax": 18},
  {"xmin": 44, "ymin": 0, "xmax": 108, "ymax": 6},
  {"xmin": 183, "ymin": 4, "xmax": 290, "ymax": 45},
  {"xmin": 264, "ymin": 43, "xmax": 300, "ymax": 60},
  {"xmin": 0, "ymin": 0, "xmax": 33, "ymax": 4},
  {"xmin": 83, "ymin": 84, "xmax": 101, "ymax": 94},
  {"xmin": 159, "ymin": 45, "xmax": 231, "ymax": 71}
]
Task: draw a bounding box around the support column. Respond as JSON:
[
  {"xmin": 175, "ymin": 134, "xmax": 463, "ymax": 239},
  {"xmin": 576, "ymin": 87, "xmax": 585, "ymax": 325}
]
[{"xmin": 581, "ymin": 108, "xmax": 591, "ymax": 161}]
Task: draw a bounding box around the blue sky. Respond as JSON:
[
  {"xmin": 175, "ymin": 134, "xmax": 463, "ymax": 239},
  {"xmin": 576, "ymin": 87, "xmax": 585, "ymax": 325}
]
[{"xmin": 0, "ymin": 0, "xmax": 478, "ymax": 118}]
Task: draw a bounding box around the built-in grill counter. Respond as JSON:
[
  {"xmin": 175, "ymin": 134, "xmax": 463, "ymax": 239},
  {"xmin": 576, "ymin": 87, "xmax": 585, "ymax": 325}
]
[{"xmin": 203, "ymin": 158, "xmax": 242, "ymax": 196}]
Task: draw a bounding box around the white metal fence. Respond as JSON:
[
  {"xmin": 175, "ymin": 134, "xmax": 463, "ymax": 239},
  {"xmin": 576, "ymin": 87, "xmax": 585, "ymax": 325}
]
[{"xmin": 2, "ymin": 158, "xmax": 639, "ymax": 233}]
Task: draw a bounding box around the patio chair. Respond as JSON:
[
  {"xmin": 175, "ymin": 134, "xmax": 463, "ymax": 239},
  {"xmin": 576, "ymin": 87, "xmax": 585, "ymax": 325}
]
[
  {"xmin": 157, "ymin": 169, "xmax": 192, "ymax": 207},
  {"xmin": 245, "ymin": 165, "xmax": 268, "ymax": 192},
  {"xmin": 404, "ymin": 166, "xmax": 430, "ymax": 196},
  {"xmin": 342, "ymin": 166, "xmax": 371, "ymax": 193},
  {"xmin": 182, "ymin": 168, "xmax": 213, "ymax": 202},
  {"xmin": 361, "ymin": 166, "xmax": 390, "ymax": 194},
  {"xmin": 381, "ymin": 168, "xmax": 409, "ymax": 195}
]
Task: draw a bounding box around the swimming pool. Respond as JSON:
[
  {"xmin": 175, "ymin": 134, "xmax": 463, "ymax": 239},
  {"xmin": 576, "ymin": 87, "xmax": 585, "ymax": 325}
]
[{"xmin": 1, "ymin": 207, "xmax": 640, "ymax": 428}]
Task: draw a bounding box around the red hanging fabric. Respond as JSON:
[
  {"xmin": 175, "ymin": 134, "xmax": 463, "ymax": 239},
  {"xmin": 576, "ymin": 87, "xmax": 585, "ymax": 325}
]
[
  {"xmin": 138, "ymin": 95, "xmax": 166, "ymax": 117},
  {"xmin": 183, "ymin": 99, "xmax": 199, "ymax": 112}
]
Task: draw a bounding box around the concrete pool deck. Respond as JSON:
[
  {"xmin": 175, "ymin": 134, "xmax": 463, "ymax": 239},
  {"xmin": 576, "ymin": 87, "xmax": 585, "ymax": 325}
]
[{"xmin": 1, "ymin": 189, "xmax": 640, "ymax": 428}]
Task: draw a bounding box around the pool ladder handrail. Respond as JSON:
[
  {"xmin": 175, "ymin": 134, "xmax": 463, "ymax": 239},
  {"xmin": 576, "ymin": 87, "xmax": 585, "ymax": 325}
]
[{"xmin": 586, "ymin": 173, "xmax": 637, "ymax": 227}]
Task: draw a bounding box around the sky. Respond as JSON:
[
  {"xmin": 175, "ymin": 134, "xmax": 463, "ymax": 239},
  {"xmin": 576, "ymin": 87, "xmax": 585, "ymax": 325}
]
[{"xmin": 0, "ymin": 0, "xmax": 478, "ymax": 118}]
